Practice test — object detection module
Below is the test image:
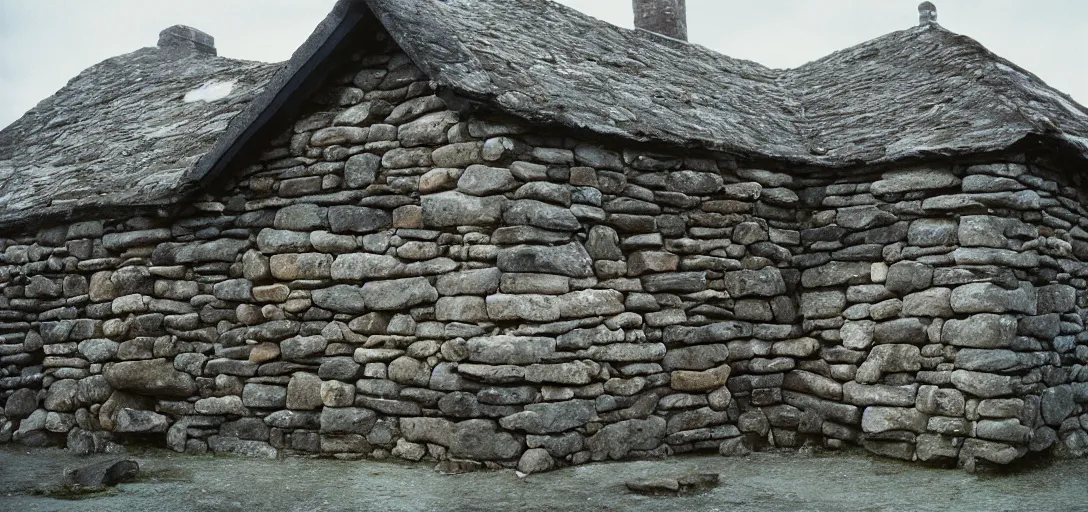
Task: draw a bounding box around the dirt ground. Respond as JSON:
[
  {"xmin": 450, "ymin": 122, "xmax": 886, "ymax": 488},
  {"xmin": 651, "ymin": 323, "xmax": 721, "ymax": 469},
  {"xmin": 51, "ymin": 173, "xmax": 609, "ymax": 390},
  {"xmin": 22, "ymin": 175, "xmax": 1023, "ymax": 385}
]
[{"xmin": 1, "ymin": 446, "xmax": 1086, "ymax": 511}]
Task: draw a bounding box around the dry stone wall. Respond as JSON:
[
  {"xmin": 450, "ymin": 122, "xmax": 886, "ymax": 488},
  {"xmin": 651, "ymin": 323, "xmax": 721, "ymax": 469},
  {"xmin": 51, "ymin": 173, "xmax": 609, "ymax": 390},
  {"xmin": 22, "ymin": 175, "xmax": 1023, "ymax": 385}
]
[
  {"xmin": 792, "ymin": 162, "xmax": 1088, "ymax": 467},
  {"xmin": 2, "ymin": 29, "xmax": 1088, "ymax": 472}
]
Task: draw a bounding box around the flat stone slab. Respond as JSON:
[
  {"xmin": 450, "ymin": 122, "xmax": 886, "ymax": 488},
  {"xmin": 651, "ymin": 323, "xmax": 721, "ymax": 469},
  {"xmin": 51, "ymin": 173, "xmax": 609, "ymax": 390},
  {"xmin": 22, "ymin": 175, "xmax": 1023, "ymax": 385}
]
[
  {"xmin": 626, "ymin": 473, "xmax": 720, "ymax": 496},
  {"xmin": 63, "ymin": 458, "xmax": 140, "ymax": 487}
]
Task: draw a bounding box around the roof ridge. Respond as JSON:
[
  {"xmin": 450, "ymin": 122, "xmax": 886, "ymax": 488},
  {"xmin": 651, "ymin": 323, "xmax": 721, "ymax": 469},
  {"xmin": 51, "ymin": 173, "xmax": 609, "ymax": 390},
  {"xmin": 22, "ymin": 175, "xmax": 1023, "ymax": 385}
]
[
  {"xmin": 946, "ymin": 29, "xmax": 1088, "ymax": 133},
  {"xmin": 5, "ymin": 0, "xmax": 1088, "ymax": 232}
]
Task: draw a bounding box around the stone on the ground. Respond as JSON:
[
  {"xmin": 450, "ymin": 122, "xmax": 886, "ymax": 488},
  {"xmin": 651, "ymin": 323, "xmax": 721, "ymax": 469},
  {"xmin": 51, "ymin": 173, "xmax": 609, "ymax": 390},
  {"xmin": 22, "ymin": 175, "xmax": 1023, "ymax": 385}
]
[{"xmin": 63, "ymin": 459, "xmax": 140, "ymax": 487}]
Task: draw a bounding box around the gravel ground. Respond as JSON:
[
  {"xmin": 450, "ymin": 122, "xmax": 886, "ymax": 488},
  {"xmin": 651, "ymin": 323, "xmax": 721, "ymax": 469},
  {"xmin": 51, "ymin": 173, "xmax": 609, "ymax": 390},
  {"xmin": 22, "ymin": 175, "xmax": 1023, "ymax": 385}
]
[{"xmin": 1, "ymin": 446, "xmax": 1086, "ymax": 511}]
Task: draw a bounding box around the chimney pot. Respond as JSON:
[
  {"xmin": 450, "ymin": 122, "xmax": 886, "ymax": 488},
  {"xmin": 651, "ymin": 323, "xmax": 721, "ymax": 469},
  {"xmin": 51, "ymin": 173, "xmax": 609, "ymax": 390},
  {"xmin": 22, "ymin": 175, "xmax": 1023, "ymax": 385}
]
[
  {"xmin": 633, "ymin": 0, "xmax": 688, "ymax": 42},
  {"xmin": 918, "ymin": 2, "xmax": 938, "ymax": 26},
  {"xmin": 158, "ymin": 25, "xmax": 217, "ymax": 56}
]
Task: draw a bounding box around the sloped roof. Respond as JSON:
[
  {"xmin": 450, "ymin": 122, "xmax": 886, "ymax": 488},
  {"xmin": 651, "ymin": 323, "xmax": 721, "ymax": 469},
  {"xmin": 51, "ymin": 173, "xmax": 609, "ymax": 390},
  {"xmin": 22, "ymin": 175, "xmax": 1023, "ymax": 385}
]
[
  {"xmin": 371, "ymin": 0, "xmax": 1088, "ymax": 165},
  {"xmin": 0, "ymin": 48, "xmax": 279, "ymax": 228},
  {"xmin": 787, "ymin": 27, "xmax": 1088, "ymax": 164},
  {"xmin": 369, "ymin": 0, "xmax": 808, "ymax": 161},
  {"xmin": 3, "ymin": 0, "xmax": 1088, "ymax": 231}
]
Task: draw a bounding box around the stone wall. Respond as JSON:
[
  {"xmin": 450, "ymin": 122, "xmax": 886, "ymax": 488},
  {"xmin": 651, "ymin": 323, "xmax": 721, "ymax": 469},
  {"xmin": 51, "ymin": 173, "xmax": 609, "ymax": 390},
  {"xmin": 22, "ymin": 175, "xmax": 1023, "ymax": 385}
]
[
  {"xmin": 792, "ymin": 161, "xmax": 1088, "ymax": 467},
  {"xmin": 1, "ymin": 27, "xmax": 1087, "ymax": 472}
]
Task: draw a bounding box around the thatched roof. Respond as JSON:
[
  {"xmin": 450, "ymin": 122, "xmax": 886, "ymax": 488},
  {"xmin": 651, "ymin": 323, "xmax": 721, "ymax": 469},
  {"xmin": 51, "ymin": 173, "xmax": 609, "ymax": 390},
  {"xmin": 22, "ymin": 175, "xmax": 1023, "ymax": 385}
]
[{"xmin": 2, "ymin": 0, "xmax": 1087, "ymax": 231}]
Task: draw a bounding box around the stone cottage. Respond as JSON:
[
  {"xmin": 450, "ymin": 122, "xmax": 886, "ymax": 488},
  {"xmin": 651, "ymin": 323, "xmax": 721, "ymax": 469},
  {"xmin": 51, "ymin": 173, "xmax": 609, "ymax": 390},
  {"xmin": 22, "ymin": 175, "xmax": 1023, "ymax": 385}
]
[{"xmin": 2, "ymin": 0, "xmax": 1088, "ymax": 473}]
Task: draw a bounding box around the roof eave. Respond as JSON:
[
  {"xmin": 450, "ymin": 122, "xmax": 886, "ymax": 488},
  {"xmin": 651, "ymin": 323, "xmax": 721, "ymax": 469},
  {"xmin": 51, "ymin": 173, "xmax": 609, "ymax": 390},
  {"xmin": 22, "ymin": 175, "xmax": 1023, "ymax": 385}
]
[{"xmin": 179, "ymin": 0, "xmax": 371, "ymax": 192}]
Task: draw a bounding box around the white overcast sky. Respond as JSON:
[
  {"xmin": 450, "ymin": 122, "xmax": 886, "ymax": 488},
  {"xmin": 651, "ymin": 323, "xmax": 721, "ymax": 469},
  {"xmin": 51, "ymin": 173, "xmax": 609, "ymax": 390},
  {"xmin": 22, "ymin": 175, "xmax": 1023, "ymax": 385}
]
[{"xmin": 1, "ymin": 0, "xmax": 1086, "ymax": 129}]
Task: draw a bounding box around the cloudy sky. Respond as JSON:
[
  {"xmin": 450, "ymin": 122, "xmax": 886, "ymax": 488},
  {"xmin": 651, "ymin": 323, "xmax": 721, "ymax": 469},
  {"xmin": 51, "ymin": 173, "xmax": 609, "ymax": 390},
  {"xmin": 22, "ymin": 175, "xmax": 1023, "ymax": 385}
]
[{"xmin": 1, "ymin": 0, "xmax": 1086, "ymax": 129}]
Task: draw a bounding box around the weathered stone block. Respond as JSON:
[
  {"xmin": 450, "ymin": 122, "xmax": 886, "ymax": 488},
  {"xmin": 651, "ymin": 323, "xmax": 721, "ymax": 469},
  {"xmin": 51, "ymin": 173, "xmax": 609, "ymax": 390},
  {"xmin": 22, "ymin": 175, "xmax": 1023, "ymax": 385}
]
[
  {"xmin": 841, "ymin": 320, "xmax": 875, "ymax": 350},
  {"xmin": 281, "ymin": 335, "xmax": 327, "ymax": 361},
  {"xmin": 723, "ymin": 268, "xmax": 786, "ymax": 298},
  {"xmin": 666, "ymin": 170, "xmax": 722, "ymax": 194},
  {"xmin": 524, "ymin": 362, "xmax": 594, "ymax": 385},
  {"xmin": 114, "ymin": 408, "xmax": 170, "ymax": 433},
  {"xmin": 916, "ymin": 433, "xmax": 961, "ymax": 461},
  {"xmin": 800, "ymin": 291, "xmax": 846, "ymax": 319},
  {"xmin": 242, "ymin": 384, "xmax": 287, "ymax": 408},
  {"xmin": 1037, "ymin": 285, "xmax": 1076, "ymax": 314},
  {"xmin": 558, "ymin": 289, "xmax": 624, "ymax": 318},
  {"xmin": 861, "ymin": 407, "xmax": 927, "ymax": 434},
  {"xmin": 274, "ymin": 204, "xmax": 327, "ymax": 231},
  {"xmin": 908, "ymin": 219, "xmax": 958, "ymax": 247},
  {"xmin": 320, "ymin": 407, "xmax": 377, "ymax": 435},
  {"xmin": 504, "ymin": 199, "xmax": 581, "ymax": 231},
  {"xmin": 1041, "ymin": 385, "xmax": 1075, "ymax": 426},
  {"xmin": 873, "ymin": 318, "xmax": 928, "ymax": 345},
  {"xmin": 662, "ymin": 344, "xmax": 730, "ymax": 371},
  {"xmin": 466, "ymin": 336, "xmax": 556, "ymax": 365},
  {"xmin": 421, "ymin": 191, "xmax": 505, "ymax": 227},
  {"xmin": 976, "ymin": 419, "xmax": 1031, "ymax": 444},
  {"xmin": 400, "ymin": 417, "xmax": 453, "ymax": 446},
  {"xmin": 672, "ymin": 365, "xmax": 731, "ymax": 392},
  {"xmin": 361, "ymin": 277, "xmax": 437, "ymax": 310},
  {"xmin": 195, "ymin": 396, "xmax": 248, "ymax": 416},
  {"xmin": 942, "ymin": 314, "xmax": 1016, "ymax": 348},
  {"xmin": 312, "ymin": 285, "xmax": 368, "ymax": 314},
  {"xmin": 885, "ymin": 261, "xmax": 933, "ymax": 295},
  {"xmin": 1018, "ymin": 314, "xmax": 1060, "ymax": 340},
  {"xmin": 399, "ymin": 111, "xmax": 457, "ymax": 147},
  {"xmin": 449, "ymin": 419, "xmax": 522, "ymax": 460},
  {"xmin": 843, "ymin": 382, "xmax": 917, "ymax": 407},
  {"xmin": 586, "ymin": 343, "xmax": 666, "ymax": 362},
  {"xmin": 486, "ymin": 294, "xmax": 560, "ymax": 322},
  {"xmin": 436, "ymin": 268, "xmax": 502, "ymax": 296},
  {"xmin": 345, "ymin": 153, "xmax": 381, "ymax": 188},
  {"xmin": 951, "ymin": 283, "xmax": 1036, "ymax": 314},
  {"xmin": 871, "ymin": 168, "xmax": 959, "ymax": 195},
  {"xmin": 328, "ymin": 206, "xmax": 391, "ymax": 234},
  {"xmin": 782, "ymin": 370, "xmax": 842, "ymax": 401},
  {"xmin": 105, "ymin": 359, "xmax": 197, "ymax": 397},
  {"xmin": 458, "ymin": 164, "xmax": 518, "ymax": 196},
  {"xmin": 642, "ymin": 272, "xmax": 707, "ymax": 293},
  {"xmin": 269, "ymin": 253, "xmax": 333, "ymax": 280},
  {"xmin": 953, "ymin": 348, "xmax": 1018, "ymax": 372},
  {"xmin": 902, "ymin": 288, "xmax": 953, "ymax": 317},
  {"xmin": 499, "ymin": 400, "xmax": 596, "ymax": 434},
  {"xmin": 286, "ymin": 373, "xmax": 323, "ymax": 410},
  {"xmin": 836, "ymin": 205, "xmax": 897, "ymax": 230},
  {"xmin": 500, "ymin": 273, "xmax": 569, "ymax": 295},
  {"xmin": 103, "ymin": 229, "xmax": 172, "ymax": 251},
  {"xmin": 497, "ymin": 243, "xmax": 593, "ymax": 278},
  {"xmin": 950, "ymin": 370, "xmax": 1018, "ymax": 398},
  {"xmin": 627, "ymin": 251, "xmax": 679, "ymax": 276},
  {"xmin": 311, "ymin": 126, "xmax": 368, "ymax": 146},
  {"xmin": 856, "ymin": 344, "xmax": 921, "ymax": 384},
  {"xmin": 436, "ymin": 296, "xmax": 488, "ymax": 322},
  {"xmin": 664, "ymin": 322, "xmax": 751, "ymax": 345},
  {"xmin": 586, "ymin": 416, "xmax": 666, "ymax": 461},
  {"xmin": 388, "ymin": 356, "xmax": 431, "ymax": 387},
  {"xmin": 801, "ymin": 262, "xmax": 871, "ymax": 288}
]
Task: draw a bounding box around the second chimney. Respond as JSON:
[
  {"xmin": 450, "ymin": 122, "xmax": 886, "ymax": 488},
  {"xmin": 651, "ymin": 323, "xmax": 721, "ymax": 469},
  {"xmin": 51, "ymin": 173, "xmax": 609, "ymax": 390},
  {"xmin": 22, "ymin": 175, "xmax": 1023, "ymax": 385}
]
[
  {"xmin": 633, "ymin": 0, "xmax": 688, "ymax": 41},
  {"xmin": 158, "ymin": 25, "xmax": 217, "ymax": 57}
]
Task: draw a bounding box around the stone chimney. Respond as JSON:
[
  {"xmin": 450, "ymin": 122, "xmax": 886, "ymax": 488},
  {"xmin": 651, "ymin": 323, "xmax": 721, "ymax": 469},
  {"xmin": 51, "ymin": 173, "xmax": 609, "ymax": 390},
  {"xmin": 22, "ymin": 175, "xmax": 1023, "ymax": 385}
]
[
  {"xmin": 918, "ymin": 2, "xmax": 938, "ymax": 25},
  {"xmin": 157, "ymin": 25, "xmax": 217, "ymax": 56},
  {"xmin": 633, "ymin": 0, "xmax": 688, "ymax": 41}
]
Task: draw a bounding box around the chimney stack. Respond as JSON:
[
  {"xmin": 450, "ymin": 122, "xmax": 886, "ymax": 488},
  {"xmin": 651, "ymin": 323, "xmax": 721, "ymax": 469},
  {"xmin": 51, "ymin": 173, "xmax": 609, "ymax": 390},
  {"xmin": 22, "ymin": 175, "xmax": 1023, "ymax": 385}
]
[
  {"xmin": 918, "ymin": 2, "xmax": 938, "ymax": 25},
  {"xmin": 158, "ymin": 25, "xmax": 217, "ymax": 57},
  {"xmin": 633, "ymin": 0, "xmax": 688, "ymax": 42}
]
